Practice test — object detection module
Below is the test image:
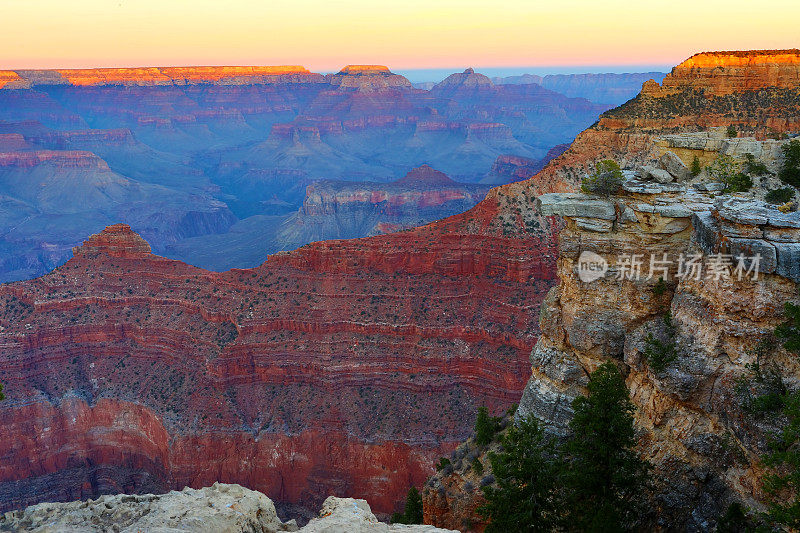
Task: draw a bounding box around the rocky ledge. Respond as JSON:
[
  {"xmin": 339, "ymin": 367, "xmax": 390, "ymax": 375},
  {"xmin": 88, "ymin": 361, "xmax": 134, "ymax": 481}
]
[
  {"xmin": 0, "ymin": 483, "xmax": 457, "ymax": 533},
  {"xmin": 423, "ymin": 135, "xmax": 800, "ymax": 530},
  {"xmin": 522, "ymin": 158, "xmax": 800, "ymax": 527}
]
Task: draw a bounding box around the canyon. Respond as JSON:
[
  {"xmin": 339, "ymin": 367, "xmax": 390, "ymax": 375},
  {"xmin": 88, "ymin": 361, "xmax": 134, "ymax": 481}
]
[
  {"xmin": 422, "ymin": 50, "xmax": 800, "ymax": 531},
  {"xmin": 492, "ymin": 71, "xmax": 668, "ymax": 106},
  {"xmin": 1, "ymin": 49, "xmax": 799, "ymax": 528},
  {"xmin": 0, "ymin": 64, "xmax": 610, "ymax": 281},
  {"xmin": 0, "ymin": 211, "xmax": 558, "ymax": 516}
]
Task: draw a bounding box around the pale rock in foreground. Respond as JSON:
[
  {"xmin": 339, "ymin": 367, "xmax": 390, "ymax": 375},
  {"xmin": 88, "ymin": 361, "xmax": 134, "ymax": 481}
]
[
  {"xmin": 0, "ymin": 486, "xmax": 457, "ymax": 533},
  {"xmin": 301, "ymin": 497, "xmax": 457, "ymax": 533},
  {"xmin": 0, "ymin": 483, "xmax": 294, "ymax": 533}
]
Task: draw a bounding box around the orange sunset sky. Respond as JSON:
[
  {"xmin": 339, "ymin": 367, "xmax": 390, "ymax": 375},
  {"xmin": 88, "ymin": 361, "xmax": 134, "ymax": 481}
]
[{"xmin": 2, "ymin": 0, "xmax": 798, "ymax": 72}]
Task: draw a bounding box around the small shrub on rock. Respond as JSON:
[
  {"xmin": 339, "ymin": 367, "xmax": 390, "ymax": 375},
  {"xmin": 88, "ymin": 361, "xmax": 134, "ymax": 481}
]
[
  {"xmin": 744, "ymin": 153, "xmax": 770, "ymax": 176},
  {"xmin": 725, "ymin": 172, "xmax": 754, "ymax": 193},
  {"xmin": 581, "ymin": 160, "xmax": 624, "ymax": 196},
  {"xmin": 726, "ymin": 125, "xmax": 738, "ymax": 138},
  {"xmin": 643, "ymin": 312, "xmax": 677, "ymax": 373},
  {"xmin": 471, "ymin": 457, "xmax": 484, "ymax": 475},
  {"xmin": 735, "ymin": 338, "xmax": 787, "ymax": 416},
  {"xmin": 707, "ymin": 155, "xmax": 752, "ymax": 193},
  {"xmin": 690, "ymin": 156, "xmax": 702, "ymax": 177},
  {"xmin": 766, "ymin": 187, "xmax": 796, "ymax": 205},
  {"xmin": 435, "ymin": 457, "xmax": 451, "ymax": 471},
  {"xmin": 776, "ymin": 289, "xmax": 800, "ymax": 354}
]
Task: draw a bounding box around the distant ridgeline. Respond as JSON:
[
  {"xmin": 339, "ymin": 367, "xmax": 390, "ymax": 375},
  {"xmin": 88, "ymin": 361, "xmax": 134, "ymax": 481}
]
[{"xmin": 0, "ymin": 63, "xmax": 618, "ymax": 281}]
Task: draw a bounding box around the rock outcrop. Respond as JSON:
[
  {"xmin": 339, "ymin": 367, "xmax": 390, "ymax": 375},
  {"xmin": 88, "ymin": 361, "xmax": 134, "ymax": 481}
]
[
  {"xmin": 0, "ymin": 484, "xmax": 457, "ymax": 532},
  {"xmin": 660, "ymin": 50, "xmax": 800, "ymax": 96},
  {"xmin": 0, "ymin": 483, "xmax": 294, "ymax": 533},
  {"xmin": 302, "ymin": 496, "xmax": 456, "ymax": 532},
  {"xmin": 327, "ymin": 65, "xmax": 413, "ymax": 91},
  {"xmin": 277, "ymin": 166, "xmax": 490, "ymax": 246},
  {"xmin": 525, "ymin": 49, "xmax": 800, "ymax": 196},
  {"xmin": 421, "ymin": 49, "xmax": 800, "ymax": 531},
  {"xmin": 516, "ymin": 171, "xmax": 800, "ymax": 528}
]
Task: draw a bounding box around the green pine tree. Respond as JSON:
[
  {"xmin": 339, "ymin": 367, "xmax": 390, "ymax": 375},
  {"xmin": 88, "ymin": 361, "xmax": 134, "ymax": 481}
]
[
  {"xmin": 760, "ymin": 290, "xmax": 800, "ymax": 529},
  {"xmin": 775, "ymin": 289, "xmax": 800, "ymax": 355},
  {"xmin": 0, "ymin": 382, "xmax": 4, "ymax": 401},
  {"xmin": 779, "ymin": 140, "xmax": 800, "ymax": 188},
  {"xmin": 562, "ymin": 362, "xmax": 650, "ymax": 532},
  {"xmin": 479, "ymin": 416, "xmax": 561, "ymax": 532},
  {"xmin": 690, "ymin": 156, "xmax": 702, "ymax": 177},
  {"xmin": 391, "ymin": 487, "xmax": 423, "ymax": 524},
  {"xmin": 474, "ymin": 406, "xmax": 500, "ymax": 447},
  {"xmin": 763, "ymin": 391, "xmax": 800, "ymax": 528}
]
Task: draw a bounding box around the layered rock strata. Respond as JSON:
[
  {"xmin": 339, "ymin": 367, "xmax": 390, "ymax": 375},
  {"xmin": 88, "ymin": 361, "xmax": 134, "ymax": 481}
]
[
  {"xmin": 0, "ymin": 202, "xmax": 557, "ymax": 515},
  {"xmin": 516, "ymin": 176, "xmax": 800, "ymax": 529}
]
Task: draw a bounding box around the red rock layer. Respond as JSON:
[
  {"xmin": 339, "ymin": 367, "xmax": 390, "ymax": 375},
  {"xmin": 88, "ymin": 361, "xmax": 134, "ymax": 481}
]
[
  {"xmin": 0, "ymin": 66, "xmax": 322, "ymax": 88},
  {"xmin": 0, "ymin": 206, "xmax": 558, "ymax": 514},
  {"xmin": 514, "ymin": 49, "xmax": 800, "ymax": 195},
  {"xmin": 661, "ymin": 49, "xmax": 800, "ymax": 95},
  {"xmin": 72, "ymin": 224, "xmax": 152, "ymax": 258},
  {"xmin": 0, "ymin": 150, "xmax": 109, "ymax": 169},
  {"xmin": 0, "ymin": 71, "xmax": 27, "ymax": 90}
]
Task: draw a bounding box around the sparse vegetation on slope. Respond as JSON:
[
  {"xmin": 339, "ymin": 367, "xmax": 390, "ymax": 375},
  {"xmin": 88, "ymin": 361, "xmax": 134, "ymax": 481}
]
[{"xmin": 581, "ymin": 160, "xmax": 624, "ymax": 196}]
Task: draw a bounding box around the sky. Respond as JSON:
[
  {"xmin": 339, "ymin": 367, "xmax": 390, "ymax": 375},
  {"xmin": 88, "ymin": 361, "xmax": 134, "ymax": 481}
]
[{"xmin": 2, "ymin": 0, "xmax": 798, "ymax": 76}]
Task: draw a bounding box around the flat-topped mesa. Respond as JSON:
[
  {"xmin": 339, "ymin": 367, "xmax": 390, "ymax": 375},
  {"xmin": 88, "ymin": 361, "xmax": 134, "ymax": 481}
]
[
  {"xmin": 337, "ymin": 65, "xmax": 393, "ymax": 76},
  {"xmin": 0, "ymin": 66, "xmax": 321, "ymax": 88},
  {"xmin": 158, "ymin": 65, "xmax": 318, "ymax": 85},
  {"xmin": 0, "ymin": 150, "xmax": 110, "ymax": 169},
  {"xmin": 651, "ymin": 49, "xmax": 800, "ymax": 96},
  {"xmin": 0, "ymin": 70, "xmax": 28, "ymax": 90},
  {"xmin": 71, "ymin": 224, "xmax": 152, "ymax": 259},
  {"xmin": 328, "ymin": 65, "xmax": 412, "ymax": 90}
]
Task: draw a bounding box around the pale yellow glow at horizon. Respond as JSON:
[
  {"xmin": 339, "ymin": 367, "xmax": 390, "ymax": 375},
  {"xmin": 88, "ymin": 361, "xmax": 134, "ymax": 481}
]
[{"xmin": 1, "ymin": 0, "xmax": 798, "ymax": 70}]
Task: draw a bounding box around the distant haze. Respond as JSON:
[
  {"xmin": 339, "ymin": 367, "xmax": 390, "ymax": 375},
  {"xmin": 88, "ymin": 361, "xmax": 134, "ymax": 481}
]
[
  {"xmin": 397, "ymin": 66, "xmax": 673, "ymax": 84},
  {"xmin": 1, "ymin": 0, "xmax": 798, "ymax": 70}
]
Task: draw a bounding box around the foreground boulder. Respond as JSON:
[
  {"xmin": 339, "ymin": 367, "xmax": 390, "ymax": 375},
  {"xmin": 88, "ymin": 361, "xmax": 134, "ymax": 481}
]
[
  {"xmin": 302, "ymin": 497, "xmax": 457, "ymax": 532},
  {"xmin": 0, "ymin": 483, "xmax": 292, "ymax": 533},
  {"xmin": 0, "ymin": 485, "xmax": 457, "ymax": 533}
]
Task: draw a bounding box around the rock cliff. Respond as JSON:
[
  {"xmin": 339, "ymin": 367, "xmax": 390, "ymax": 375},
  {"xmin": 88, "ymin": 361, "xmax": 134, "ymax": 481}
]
[
  {"xmin": 661, "ymin": 50, "xmax": 800, "ymax": 96},
  {"xmin": 1, "ymin": 66, "xmax": 322, "ymax": 87},
  {"xmin": 424, "ymin": 145, "xmax": 800, "ymax": 530},
  {"xmin": 3, "ymin": 49, "xmax": 799, "ymax": 528},
  {"xmin": 525, "ymin": 49, "xmax": 800, "ymax": 195},
  {"xmin": 421, "ymin": 49, "xmax": 800, "ymax": 531},
  {"xmin": 0, "ymin": 191, "xmax": 558, "ymax": 516}
]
